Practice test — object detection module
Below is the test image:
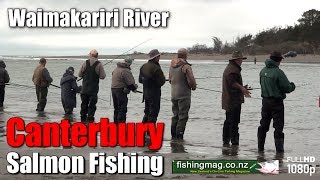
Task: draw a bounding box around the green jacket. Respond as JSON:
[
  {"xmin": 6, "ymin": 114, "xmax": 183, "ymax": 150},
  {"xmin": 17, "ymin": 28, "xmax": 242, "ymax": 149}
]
[{"xmin": 260, "ymin": 59, "xmax": 295, "ymax": 99}]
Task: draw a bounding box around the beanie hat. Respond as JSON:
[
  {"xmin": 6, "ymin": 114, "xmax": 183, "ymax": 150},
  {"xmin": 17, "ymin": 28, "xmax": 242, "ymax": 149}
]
[{"xmin": 124, "ymin": 56, "xmax": 134, "ymax": 65}]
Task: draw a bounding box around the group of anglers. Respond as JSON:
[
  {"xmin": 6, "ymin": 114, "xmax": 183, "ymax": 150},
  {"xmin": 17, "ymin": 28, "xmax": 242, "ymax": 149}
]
[{"xmin": 0, "ymin": 49, "xmax": 295, "ymax": 153}]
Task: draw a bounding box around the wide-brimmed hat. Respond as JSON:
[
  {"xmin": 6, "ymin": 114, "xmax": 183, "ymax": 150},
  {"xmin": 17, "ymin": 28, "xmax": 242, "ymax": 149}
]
[
  {"xmin": 148, "ymin": 49, "xmax": 161, "ymax": 60},
  {"xmin": 230, "ymin": 51, "xmax": 247, "ymax": 60},
  {"xmin": 124, "ymin": 56, "xmax": 134, "ymax": 65}
]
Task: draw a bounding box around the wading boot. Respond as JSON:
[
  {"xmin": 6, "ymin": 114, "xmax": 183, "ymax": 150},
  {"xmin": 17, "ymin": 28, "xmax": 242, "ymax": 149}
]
[
  {"xmin": 231, "ymin": 133, "xmax": 239, "ymax": 146},
  {"xmin": 81, "ymin": 115, "xmax": 87, "ymax": 123},
  {"xmin": 258, "ymin": 130, "xmax": 266, "ymax": 152},
  {"xmin": 142, "ymin": 115, "xmax": 148, "ymax": 123},
  {"xmin": 223, "ymin": 137, "xmax": 230, "ymax": 147},
  {"xmin": 275, "ymin": 138, "xmax": 284, "ymax": 153},
  {"xmin": 171, "ymin": 126, "xmax": 177, "ymax": 139},
  {"xmin": 176, "ymin": 132, "xmax": 184, "ymax": 140}
]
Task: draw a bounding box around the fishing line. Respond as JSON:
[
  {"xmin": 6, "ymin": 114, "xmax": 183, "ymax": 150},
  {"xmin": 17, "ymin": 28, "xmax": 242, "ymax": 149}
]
[
  {"xmin": 50, "ymin": 84, "xmax": 61, "ymax": 88},
  {"xmin": 102, "ymin": 39, "xmax": 151, "ymax": 66},
  {"xmin": 197, "ymin": 86, "xmax": 262, "ymax": 100},
  {"xmin": 6, "ymin": 85, "xmax": 34, "ymax": 90},
  {"xmin": 197, "ymin": 87, "xmax": 223, "ymax": 93},
  {"xmin": 6, "ymin": 83, "xmax": 35, "ymax": 89},
  {"xmin": 6, "ymin": 82, "xmax": 61, "ymax": 89},
  {"xmin": 166, "ymin": 76, "xmax": 221, "ymax": 81},
  {"xmin": 6, "ymin": 82, "xmax": 61, "ymax": 97},
  {"xmin": 77, "ymin": 39, "xmax": 151, "ymax": 82},
  {"xmin": 195, "ymin": 76, "xmax": 221, "ymax": 80},
  {"xmin": 246, "ymin": 83, "xmax": 312, "ymax": 90}
]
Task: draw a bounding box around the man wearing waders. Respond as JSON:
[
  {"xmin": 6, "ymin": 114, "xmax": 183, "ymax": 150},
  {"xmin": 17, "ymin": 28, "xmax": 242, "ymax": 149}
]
[
  {"xmin": 78, "ymin": 49, "xmax": 106, "ymax": 123},
  {"xmin": 169, "ymin": 48, "xmax": 197, "ymax": 140},
  {"xmin": 139, "ymin": 49, "xmax": 166, "ymax": 123},
  {"xmin": 111, "ymin": 56, "xmax": 138, "ymax": 124},
  {"xmin": 32, "ymin": 58, "xmax": 53, "ymax": 112},
  {"xmin": 222, "ymin": 51, "xmax": 251, "ymax": 146},
  {"xmin": 0, "ymin": 60, "xmax": 10, "ymax": 110},
  {"xmin": 258, "ymin": 51, "xmax": 295, "ymax": 153},
  {"xmin": 60, "ymin": 67, "xmax": 82, "ymax": 115}
]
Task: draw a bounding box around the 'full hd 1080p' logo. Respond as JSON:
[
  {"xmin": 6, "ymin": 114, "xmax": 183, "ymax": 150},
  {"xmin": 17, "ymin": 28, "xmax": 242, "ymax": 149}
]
[{"xmin": 287, "ymin": 156, "xmax": 317, "ymax": 176}]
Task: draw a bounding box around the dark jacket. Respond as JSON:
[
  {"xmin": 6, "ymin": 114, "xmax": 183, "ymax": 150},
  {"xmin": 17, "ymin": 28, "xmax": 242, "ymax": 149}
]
[
  {"xmin": 60, "ymin": 72, "xmax": 81, "ymax": 108},
  {"xmin": 139, "ymin": 60, "xmax": 166, "ymax": 98},
  {"xmin": 260, "ymin": 59, "xmax": 295, "ymax": 99},
  {"xmin": 0, "ymin": 61, "xmax": 10, "ymax": 85},
  {"xmin": 32, "ymin": 64, "xmax": 53, "ymax": 87},
  {"xmin": 222, "ymin": 61, "xmax": 244, "ymax": 111}
]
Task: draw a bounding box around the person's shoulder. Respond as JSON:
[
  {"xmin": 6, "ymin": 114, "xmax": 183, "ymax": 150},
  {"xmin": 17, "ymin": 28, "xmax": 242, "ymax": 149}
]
[
  {"xmin": 276, "ymin": 68, "xmax": 286, "ymax": 76},
  {"xmin": 224, "ymin": 63, "xmax": 237, "ymax": 73},
  {"xmin": 182, "ymin": 63, "xmax": 192, "ymax": 69},
  {"xmin": 94, "ymin": 60, "xmax": 102, "ymax": 66},
  {"xmin": 124, "ymin": 68, "xmax": 132, "ymax": 73},
  {"xmin": 181, "ymin": 64, "xmax": 192, "ymax": 74}
]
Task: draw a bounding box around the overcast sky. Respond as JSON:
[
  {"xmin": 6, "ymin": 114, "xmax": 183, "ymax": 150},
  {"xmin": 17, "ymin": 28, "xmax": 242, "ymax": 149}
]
[{"xmin": 0, "ymin": 0, "xmax": 319, "ymax": 56}]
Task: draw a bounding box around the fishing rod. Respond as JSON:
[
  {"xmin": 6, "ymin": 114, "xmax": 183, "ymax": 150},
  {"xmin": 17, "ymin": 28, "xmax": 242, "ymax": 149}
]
[
  {"xmin": 50, "ymin": 84, "xmax": 61, "ymax": 89},
  {"xmin": 6, "ymin": 83, "xmax": 35, "ymax": 89},
  {"xmin": 135, "ymin": 90, "xmax": 143, "ymax": 94},
  {"xmin": 195, "ymin": 76, "xmax": 221, "ymax": 80},
  {"xmin": 197, "ymin": 87, "xmax": 222, "ymax": 93},
  {"xmin": 102, "ymin": 38, "xmax": 152, "ymax": 66},
  {"xmin": 246, "ymin": 83, "xmax": 311, "ymax": 90},
  {"xmin": 76, "ymin": 39, "xmax": 151, "ymax": 82},
  {"xmin": 5, "ymin": 83, "xmax": 62, "ymax": 97},
  {"xmin": 166, "ymin": 76, "xmax": 221, "ymax": 81},
  {"xmin": 6, "ymin": 82, "xmax": 61, "ymax": 89},
  {"xmin": 197, "ymin": 86, "xmax": 263, "ymax": 100}
]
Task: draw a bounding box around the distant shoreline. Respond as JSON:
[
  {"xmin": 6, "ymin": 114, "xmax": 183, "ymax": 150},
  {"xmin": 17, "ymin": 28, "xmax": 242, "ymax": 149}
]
[{"xmin": 2, "ymin": 53, "xmax": 320, "ymax": 63}]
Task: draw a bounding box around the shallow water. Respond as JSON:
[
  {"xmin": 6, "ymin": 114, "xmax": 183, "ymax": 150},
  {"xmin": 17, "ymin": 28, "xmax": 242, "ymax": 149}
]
[{"xmin": 1, "ymin": 58, "xmax": 320, "ymax": 170}]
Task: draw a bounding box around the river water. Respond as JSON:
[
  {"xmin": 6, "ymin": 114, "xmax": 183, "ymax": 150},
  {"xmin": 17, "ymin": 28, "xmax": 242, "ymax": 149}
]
[{"xmin": 0, "ymin": 58, "xmax": 320, "ymax": 175}]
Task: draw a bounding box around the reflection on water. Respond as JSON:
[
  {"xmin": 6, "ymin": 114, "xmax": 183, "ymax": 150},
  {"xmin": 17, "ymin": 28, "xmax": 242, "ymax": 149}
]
[
  {"xmin": 0, "ymin": 112, "xmax": 5, "ymax": 137},
  {"xmin": 170, "ymin": 139, "xmax": 187, "ymax": 153},
  {"xmin": 35, "ymin": 111, "xmax": 50, "ymax": 122},
  {"xmin": 222, "ymin": 145, "xmax": 239, "ymax": 156},
  {"xmin": 62, "ymin": 113, "xmax": 76, "ymax": 122}
]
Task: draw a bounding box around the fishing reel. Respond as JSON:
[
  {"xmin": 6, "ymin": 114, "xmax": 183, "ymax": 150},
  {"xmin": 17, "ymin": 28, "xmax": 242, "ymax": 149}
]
[{"xmin": 244, "ymin": 84, "xmax": 253, "ymax": 90}]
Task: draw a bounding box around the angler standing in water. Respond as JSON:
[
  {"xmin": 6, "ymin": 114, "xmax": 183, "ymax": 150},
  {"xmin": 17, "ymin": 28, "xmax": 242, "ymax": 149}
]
[
  {"xmin": 139, "ymin": 49, "xmax": 166, "ymax": 123},
  {"xmin": 222, "ymin": 51, "xmax": 251, "ymax": 147},
  {"xmin": 111, "ymin": 56, "xmax": 138, "ymax": 124},
  {"xmin": 258, "ymin": 51, "xmax": 295, "ymax": 153},
  {"xmin": 0, "ymin": 60, "xmax": 10, "ymax": 110},
  {"xmin": 32, "ymin": 58, "xmax": 53, "ymax": 112},
  {"xmin": 169, "ymin": 48, "xmax": 197, "ymax": 140},
  {"xmin": 60, "ymin": 67, "xmax": 82, "ymax": 115},
  {"xmin": 78, "ymin": 49, "xmax": 106, "ymax": 123}
]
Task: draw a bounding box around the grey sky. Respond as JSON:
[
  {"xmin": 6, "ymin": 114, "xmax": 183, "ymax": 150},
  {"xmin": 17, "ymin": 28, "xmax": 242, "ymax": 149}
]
[{"xmin": 0, "ymin": 0, "xmax": 319, "ymax": 56}]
